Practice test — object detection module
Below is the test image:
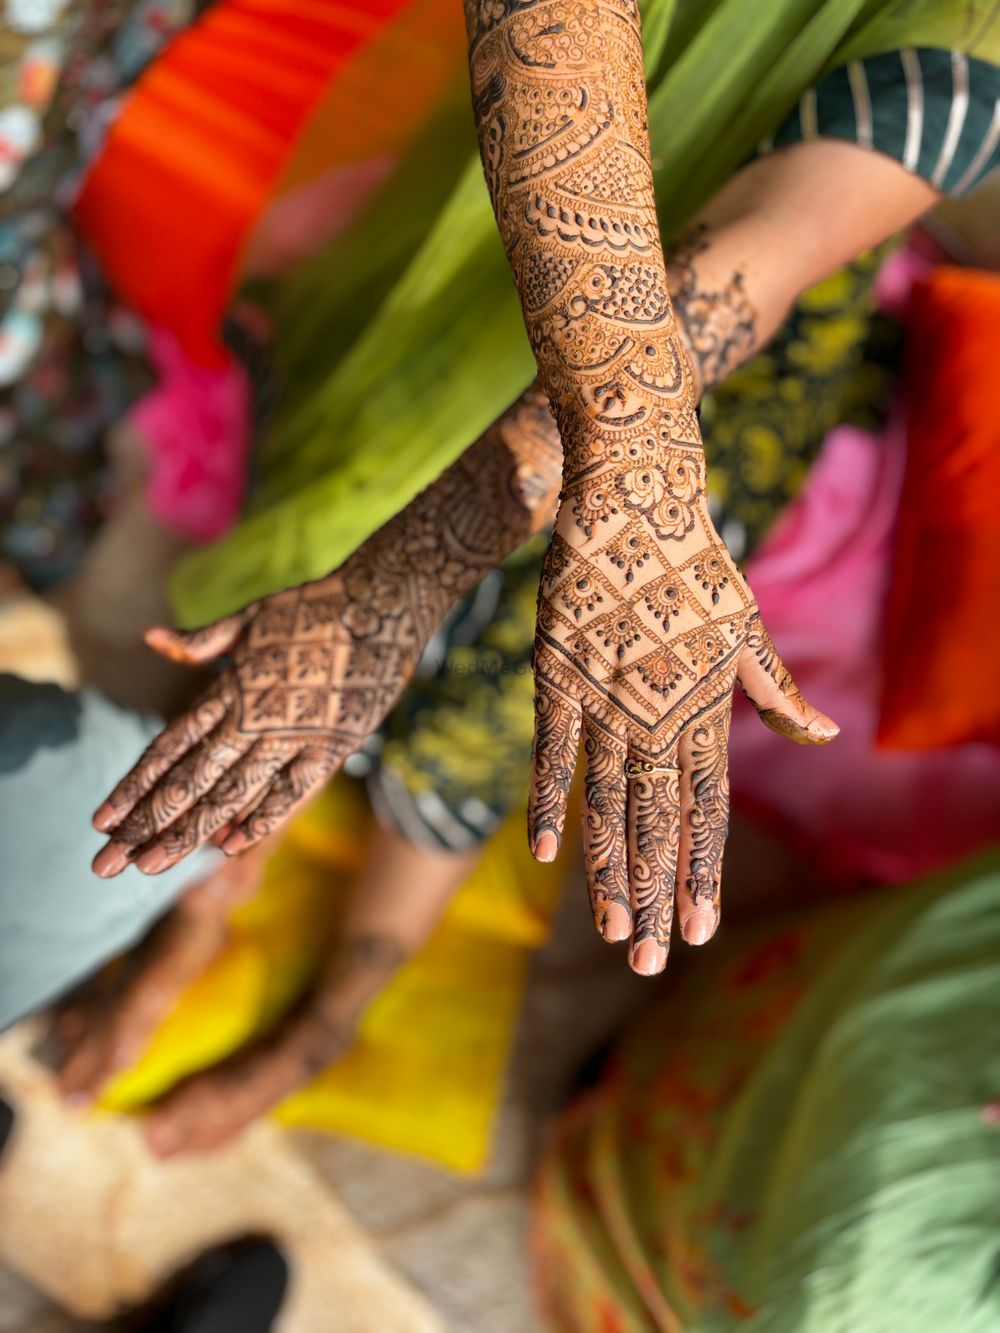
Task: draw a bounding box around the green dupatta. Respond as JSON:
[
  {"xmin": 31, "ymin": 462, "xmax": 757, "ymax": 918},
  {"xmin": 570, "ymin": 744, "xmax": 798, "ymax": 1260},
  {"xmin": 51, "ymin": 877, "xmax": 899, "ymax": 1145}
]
[{"xmin": 172, "ymin": 0, "xmax": 1000, "ymax": 624}]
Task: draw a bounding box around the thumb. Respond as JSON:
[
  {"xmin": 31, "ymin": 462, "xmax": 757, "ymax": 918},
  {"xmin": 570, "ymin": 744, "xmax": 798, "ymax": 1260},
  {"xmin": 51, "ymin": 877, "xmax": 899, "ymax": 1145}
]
[
  {"xmin": 737, "ymin": 616, "xmax": 839, "ymax": 746},
  {"xmin": 144, "ymin": 609, "xmax": 253, "ymax": 665}
]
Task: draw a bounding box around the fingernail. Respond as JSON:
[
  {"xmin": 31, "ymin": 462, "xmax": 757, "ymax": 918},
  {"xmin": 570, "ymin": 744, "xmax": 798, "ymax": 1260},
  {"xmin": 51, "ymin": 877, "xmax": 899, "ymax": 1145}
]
[
  {"xmin": 534, "ymin": 830, "xmax": 559, "ymax": 863},
  {"xmin": 682, "ymin": 910, "xmax": 716, "ymax": 946},
  {"xmin": 808, "ymin": 716, "xmax": 840, "ymax": 742},
  {"xmin": 982, "ymin": 1102, "xmax": 1000, "ymax": 1126},
  {"xmin": 135, "ymin": 846, "xmax": 169, "ymax": 875},
  {"xmin": 92, "ymin": 844, "xmax": 130, "ymax": 878},
  {"xmin": 631, "ymin": 939, "xmax": 667, "ymax": 976},
  {"xmin": 92, "ymin": 803, "xmax": 118, "ymax": 832},
  {"xmin": 145, "ymin": 628, "xmax": 186, "ymax": 663},
  {"xmin": 220, "ymin": 831, "xmax": 248, "ymax": 856},
  {"xmin": 601, "ymin": 903, "xmax": 631, "ymax": 942},
  {"xmin": 66, "ymin": 1090, "xmax": 92, "ymax": 1110}
]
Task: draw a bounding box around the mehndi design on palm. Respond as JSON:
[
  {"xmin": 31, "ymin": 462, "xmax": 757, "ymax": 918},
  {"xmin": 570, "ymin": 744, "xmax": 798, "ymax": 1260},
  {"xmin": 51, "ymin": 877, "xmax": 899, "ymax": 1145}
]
[
  {"xmin": 91, "ymin": 391, "xmax": 562, "ymax": 876},
  {"xmin": 465, "ymin": 0, "xmax": 838, "ymax": 973}
]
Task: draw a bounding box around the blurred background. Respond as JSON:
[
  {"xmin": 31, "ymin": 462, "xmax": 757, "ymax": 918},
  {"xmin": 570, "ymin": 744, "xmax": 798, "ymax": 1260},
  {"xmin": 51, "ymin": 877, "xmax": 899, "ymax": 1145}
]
[{"xmin": 0, "ymin": 2, "xmax": 997, "ymax": 1330}]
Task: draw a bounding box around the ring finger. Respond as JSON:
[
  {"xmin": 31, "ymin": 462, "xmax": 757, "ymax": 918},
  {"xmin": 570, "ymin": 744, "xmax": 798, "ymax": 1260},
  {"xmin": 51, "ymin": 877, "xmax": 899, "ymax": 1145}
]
[{"xmin": 676, "ymin": 700, "xmax": 731, "ymax": 946}]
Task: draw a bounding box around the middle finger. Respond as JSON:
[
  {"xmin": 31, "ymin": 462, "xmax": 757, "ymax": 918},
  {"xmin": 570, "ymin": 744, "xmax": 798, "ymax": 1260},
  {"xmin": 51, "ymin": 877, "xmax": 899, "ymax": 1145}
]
[{"xmin": 626, "ymin": 744, "xmax": 681, "ymax": 976}]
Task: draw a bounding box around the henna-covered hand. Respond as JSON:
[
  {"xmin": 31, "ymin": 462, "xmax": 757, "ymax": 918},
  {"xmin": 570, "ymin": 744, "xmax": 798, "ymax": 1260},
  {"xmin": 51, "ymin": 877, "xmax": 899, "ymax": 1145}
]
[
  {"xmin": 465, "ymin": 0, "xmax": 837, "ymax": 974},
  {"xmin": 531, "ymin": 456, "xmax": 838, "ymax": 974},
  {"xmin": 91, "ymin": 390, "xmax": 562, "ymax": 877}
]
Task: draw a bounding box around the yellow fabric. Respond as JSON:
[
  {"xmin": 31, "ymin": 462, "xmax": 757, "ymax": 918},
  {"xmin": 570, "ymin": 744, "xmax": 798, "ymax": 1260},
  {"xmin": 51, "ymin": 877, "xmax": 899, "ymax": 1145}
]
[{"xmin": 99, "ymin": 778, "xmax": 564, "ymax": 1173}]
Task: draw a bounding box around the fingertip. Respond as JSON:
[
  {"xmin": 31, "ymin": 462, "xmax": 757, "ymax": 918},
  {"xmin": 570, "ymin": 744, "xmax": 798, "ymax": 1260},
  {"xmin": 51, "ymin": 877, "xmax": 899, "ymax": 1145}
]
[
  {"xmin": 92, "ymin": 803, "xmax": 118, "ymax": 832},
  {"xmin": 142, "ymin": 626, "xmax": 173, "ymax": 649},
  {"xmin": 220, "ymin": 830, "xmax": 249, "ymax": 857},
  {"xmin": 759, "ymin": 708, "xmax": 838, "ymax": 747},
  {"xmin": 144, "ymin": 626, "xmax": 194, "ymax": 665},
  {"xmin": 630, "ymin": 939, "xmax": 667, "ymax": 976},
  {"xmin": 92, "ymin": 844, "xmax": 130, "ymax": 879},
  {"xmin": 599, "ymin": 902, "xmax": 631, "ymax": 942},
  {"xmin": 807, "ymin": 713, "xmax": 840, "ymax": 743},
  {"xmin": 134, "ymin": 846, "xmax": 170, "ymax": 876},
  {"xmin": 680, "ymin": 909, "xmax": 717, "ymax": 946},
  {"xmin": 533, "ymin": 829, "xmax": 559, "ymax": 863}
]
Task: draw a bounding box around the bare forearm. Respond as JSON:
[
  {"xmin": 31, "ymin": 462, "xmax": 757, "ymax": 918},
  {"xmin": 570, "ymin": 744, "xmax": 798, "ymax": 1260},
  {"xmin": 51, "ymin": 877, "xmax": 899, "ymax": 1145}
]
[{"xmin": 288, "ymin": 832, "xmax": 476, "ymax": 1076}]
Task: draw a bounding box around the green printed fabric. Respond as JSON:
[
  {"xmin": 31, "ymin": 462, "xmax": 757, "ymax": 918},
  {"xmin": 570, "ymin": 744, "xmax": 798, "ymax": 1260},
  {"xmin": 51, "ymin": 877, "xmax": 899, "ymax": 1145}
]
[{"xmin": 535, "ymin": 850, "xmax": 1000, "ymax": 1331}]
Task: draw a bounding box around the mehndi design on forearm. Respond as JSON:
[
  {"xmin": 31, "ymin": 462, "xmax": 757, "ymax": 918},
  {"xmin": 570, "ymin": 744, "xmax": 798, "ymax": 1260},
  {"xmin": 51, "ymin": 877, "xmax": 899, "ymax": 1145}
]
[
  {"xmin": 465, "ymin": 0, "xmax": 837, "ymax": 975},
  {"xmin": 465, "ymin": 0, "xmax": 698, "ymax": 464},
  {"xmin": 91, "ymin": 388, "xmax": 562, "ymax": 875},
  {"xmin": 664, "ymin": 224, "xmax": 758, "ymax": 395}
]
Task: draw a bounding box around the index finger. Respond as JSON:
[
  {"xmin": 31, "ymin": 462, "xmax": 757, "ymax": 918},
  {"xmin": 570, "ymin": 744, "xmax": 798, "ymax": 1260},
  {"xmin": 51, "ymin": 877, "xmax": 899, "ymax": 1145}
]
[{"xmin": 92, "ymin": 682, "xmax": 233, "ymax": 833}]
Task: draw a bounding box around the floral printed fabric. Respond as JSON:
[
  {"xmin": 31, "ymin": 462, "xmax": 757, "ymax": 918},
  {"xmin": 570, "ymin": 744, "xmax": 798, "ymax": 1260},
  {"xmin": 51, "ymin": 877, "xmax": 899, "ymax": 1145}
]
[{"xmin": 0, "ymin": 0, "xmax": 201, "ymax": 583}]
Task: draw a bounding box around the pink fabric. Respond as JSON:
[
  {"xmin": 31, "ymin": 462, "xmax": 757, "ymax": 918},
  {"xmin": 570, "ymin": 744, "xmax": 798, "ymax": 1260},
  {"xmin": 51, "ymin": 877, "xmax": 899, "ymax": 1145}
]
[
  {"xmin": 126, "ymin": 159, "xmax": 394, "ymax": 544},
  {"xmin": 871, "ymin": 245, "xmax": 934, "ymax": 321},
  {"xmin": 130, "ymin": 328, "xmax": 250, "ymax": 543},
  {"xmin": 729, "ymin": 412, "xmax": 1000, "ymax": 887}
]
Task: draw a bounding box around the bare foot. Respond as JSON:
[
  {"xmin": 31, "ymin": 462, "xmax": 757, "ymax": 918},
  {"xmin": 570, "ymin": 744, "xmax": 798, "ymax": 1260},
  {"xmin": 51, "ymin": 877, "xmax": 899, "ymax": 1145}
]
[
  {"xmin": 143, "ymin": 828, "xmax": 477, "ymax": 1157},
  {"xmin": 57, "ymin": 843, "xmax": 269, "ymax": 1104}
]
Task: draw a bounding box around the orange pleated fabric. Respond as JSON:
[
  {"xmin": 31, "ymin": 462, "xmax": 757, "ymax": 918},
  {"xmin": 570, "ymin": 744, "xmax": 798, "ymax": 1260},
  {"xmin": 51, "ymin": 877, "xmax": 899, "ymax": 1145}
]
[
  {"xmin": 73, "ymin": 0, "xmax": 414, "ymax": 367},
  {"xmin": 878, "ymin": 264, "xmax": 1000, "ymax": 749}
]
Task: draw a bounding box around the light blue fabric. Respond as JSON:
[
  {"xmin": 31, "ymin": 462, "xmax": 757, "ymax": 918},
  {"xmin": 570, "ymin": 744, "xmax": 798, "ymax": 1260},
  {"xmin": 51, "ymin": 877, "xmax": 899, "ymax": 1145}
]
[{"xmin": 0, "ymin": 675, "xmax": 213, "ymax": 1030}]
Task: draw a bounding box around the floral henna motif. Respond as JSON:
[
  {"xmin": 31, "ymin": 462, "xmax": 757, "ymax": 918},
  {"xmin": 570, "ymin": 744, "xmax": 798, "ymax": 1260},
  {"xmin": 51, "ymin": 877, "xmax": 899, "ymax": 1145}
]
[
  {"xmin": 91, "ymin": 388, "xmax": 564, "ymax": 877},
  {"xmin": 664, "ymin": 223, "xmax": 759, "ymax": 395},
  {"xmin": 466, "ymin": 0, "xmax": 838, "ymax": 975}
]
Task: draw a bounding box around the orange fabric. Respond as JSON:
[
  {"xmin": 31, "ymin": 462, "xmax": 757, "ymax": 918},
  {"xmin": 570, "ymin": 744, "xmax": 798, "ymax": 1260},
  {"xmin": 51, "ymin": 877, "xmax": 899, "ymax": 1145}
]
[
  {"xmin": 74, "ymin": 0, "xmax": 411, "ymax": 366},
  {"xmin": 878, "ymin": 265, "xmax": 1000, "ymax": 749}
]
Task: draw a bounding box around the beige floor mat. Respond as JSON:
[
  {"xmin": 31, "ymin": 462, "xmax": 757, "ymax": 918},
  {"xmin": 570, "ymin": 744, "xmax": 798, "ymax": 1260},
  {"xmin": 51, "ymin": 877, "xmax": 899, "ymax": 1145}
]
[{"xmin": 0, "ymin": 1022, "xmax": 444, "ymax": 1332}]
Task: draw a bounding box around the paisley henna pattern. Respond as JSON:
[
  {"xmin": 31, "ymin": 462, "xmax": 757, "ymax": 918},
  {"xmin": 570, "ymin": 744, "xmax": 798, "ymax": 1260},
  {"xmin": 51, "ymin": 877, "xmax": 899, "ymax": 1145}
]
[
  {"xmin": 466, "ymin": 0, "xmax": 837, "ymax": 974},
  {"xmin": 676, "ymin": 699, "xmax": 731, "ymax": 936},
  {"xmin": 91, "ymin": 389, "xmax": 563, "ymax": 876}
]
